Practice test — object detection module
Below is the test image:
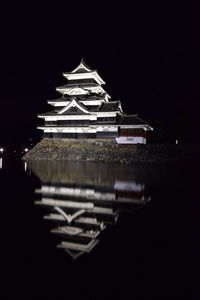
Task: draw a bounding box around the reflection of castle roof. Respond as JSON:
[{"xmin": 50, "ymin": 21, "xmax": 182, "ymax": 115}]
[
  {"xmin": 57, "ymin": 239, "xmax": 99, "ymax": 259},
  {"xmin": 28, "ymin": 161, "xmax": 144, "ymax": 187},
  {"xmin": 35, "ymin": 198, "xmax": 118, "ymax": 216},
  {"xmin": 44, "ymin": 214, "xmax": 105, "ymax": 229},
  {"xmin": 31, "ymin": 161, "xmax": 151, "ymax": 260},
  {"xmin": 51, "ymin": 225, "xmax": 100, "ymax": 238},
  {"xmin": 36, "ymin": 181, "xmax": 147, "ymax": 204}
]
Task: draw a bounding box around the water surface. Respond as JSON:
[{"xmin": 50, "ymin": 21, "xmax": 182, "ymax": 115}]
[{"xmin": 0, "ymin": 158, "xmax": 199, "ymax": 299}]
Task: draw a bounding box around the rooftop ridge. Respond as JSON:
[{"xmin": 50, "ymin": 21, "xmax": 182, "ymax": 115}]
[
  {"xmin": 57, "ymin": 98, "xmax": 90, "ymax": 115},
  {"xmin": 71, "ymin": 59, "xmax": 93, "ymax": 73},
  {"xmin": 62, "ymin": 60, "xmax": 105, "ymax": 85}
]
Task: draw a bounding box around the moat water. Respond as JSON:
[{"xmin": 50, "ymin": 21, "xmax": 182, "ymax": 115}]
[{"xmin": 0, "ymin": 157, "xmax": 199, "ymax": 299}]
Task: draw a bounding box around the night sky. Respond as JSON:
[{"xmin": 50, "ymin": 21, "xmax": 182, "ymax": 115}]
[{"xmin": 1, "ymin": 1, "xmax": 200, "ymax": 145}]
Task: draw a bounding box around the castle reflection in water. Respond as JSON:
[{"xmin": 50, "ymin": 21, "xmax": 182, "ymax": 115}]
[{"xmin": 27, "ymin": 161, "xmax": 151, "ymax": 260}]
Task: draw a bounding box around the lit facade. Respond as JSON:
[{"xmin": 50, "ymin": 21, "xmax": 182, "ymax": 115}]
[{"xmin": 38, "ymin": 60, "xmax": 153, "ymax": 144}]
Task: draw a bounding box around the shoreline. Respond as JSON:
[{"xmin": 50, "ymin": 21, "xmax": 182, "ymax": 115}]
[{"xmin": 22, "ymin": 138, "xmax": 200, "ymax": 164}]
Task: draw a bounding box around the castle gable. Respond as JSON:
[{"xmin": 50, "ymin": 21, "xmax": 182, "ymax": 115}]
[{"xmin": 58, "ymin": 98, "xmax": 89, "ymax": 115}]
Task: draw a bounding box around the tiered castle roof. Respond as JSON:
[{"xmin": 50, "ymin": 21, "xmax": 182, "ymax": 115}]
[{"xmin": 38, "ymin": 60, "xmax": 152, "ymax": 143}]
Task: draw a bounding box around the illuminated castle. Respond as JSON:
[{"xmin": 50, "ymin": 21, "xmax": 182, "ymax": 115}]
[{"xmin": 38, "ymin": 60, "xmax": 153, "ymax": 144}]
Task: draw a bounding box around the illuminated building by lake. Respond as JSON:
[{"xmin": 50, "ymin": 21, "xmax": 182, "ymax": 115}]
[{"xmin": 38, "ymin": 60, "xmax": 153, "ymax": 144}]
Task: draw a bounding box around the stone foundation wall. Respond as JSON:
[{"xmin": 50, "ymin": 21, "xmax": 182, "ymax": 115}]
[{"xmin": 22, "ymin": 138, "xmax": 200, "ymax": 164}]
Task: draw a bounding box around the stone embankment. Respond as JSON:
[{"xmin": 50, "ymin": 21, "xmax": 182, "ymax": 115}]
[{"xmin": 22, "ymin": 138, "xmax": 200, "ymax": 164}]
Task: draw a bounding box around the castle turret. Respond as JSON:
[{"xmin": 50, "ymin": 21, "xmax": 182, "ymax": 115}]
[{"xmin": 38, "ymin": 60, "xmax": 153, "ymax": 143}]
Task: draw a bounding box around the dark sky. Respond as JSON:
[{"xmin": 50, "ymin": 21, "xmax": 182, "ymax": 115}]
[{"xmin": 0, "ymin": 1, "xmax": 200, "ymax": 144}]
